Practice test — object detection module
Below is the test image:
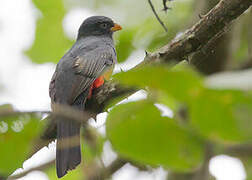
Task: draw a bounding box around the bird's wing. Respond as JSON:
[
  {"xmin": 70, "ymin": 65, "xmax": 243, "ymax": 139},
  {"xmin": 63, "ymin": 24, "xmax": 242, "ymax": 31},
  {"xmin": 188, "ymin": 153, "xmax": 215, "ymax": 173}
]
[
  {"xmin": 70, "ymin": 47, "xmax": 115, "ymax": 102},
  {"xmin": 50, "ymin": 45, "xmax": 116, "ymax": 105}
]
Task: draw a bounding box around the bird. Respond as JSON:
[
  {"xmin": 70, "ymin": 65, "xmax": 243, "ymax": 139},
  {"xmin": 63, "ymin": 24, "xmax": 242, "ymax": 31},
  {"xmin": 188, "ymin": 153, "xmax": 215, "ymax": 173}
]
[{"xmin": 49, "ymin": 16, "xmax": 122, "ymax": 178}]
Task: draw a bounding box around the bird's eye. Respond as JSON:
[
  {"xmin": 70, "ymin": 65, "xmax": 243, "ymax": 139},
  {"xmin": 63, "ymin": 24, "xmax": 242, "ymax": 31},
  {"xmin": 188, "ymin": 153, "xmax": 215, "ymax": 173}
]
[{"xmin": 100, "ymin": 23, "xmax": 108, "ymax": 29}]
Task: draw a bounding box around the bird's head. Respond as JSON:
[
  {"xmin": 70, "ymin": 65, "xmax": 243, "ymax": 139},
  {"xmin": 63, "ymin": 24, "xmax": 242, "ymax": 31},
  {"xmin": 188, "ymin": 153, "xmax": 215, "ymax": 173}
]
[{"xmin": 77, "ymin": 16, "xmax": 122, "ymax": 39}]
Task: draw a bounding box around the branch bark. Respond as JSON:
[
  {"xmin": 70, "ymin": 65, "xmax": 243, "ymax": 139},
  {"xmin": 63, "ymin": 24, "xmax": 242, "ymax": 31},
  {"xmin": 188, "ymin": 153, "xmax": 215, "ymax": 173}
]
[
  {"xmin": 190, "ymin": 0, "xmax": 233, "ymax": 75},
  {"xmin": 85, "ymin": 158, "xmax": 127, "ymax": 180}
]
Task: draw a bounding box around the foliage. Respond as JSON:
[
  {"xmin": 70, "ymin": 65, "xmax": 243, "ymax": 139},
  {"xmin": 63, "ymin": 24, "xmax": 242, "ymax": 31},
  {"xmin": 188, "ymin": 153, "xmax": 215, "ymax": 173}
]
[
  {"xmin": 25, "ymin": 0, "xmax": 73, "ymax": 63},
  {"xmin": 108, "ymin": 65, "xmax": 252, "ymax": 170},
  {"xmin": 107, "ymin": 100, "xmax": 204, "ymax": 171},
  {"xmin": 189, "ymin": 89, "xmax": 252, "ymax": 143},
  {"xmin": 0, "ymin": 105, "xmax": 44, "ymax": 176},
  {"xmin": 27, "ymin": 0, "xmax": 193, "ymax": 64}
]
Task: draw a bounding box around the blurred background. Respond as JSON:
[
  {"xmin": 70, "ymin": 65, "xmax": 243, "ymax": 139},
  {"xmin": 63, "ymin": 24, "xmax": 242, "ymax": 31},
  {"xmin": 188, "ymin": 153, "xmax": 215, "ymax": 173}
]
[{"xmin": 0, "ymin": 0, "xmax": 251, "ymax": 179}]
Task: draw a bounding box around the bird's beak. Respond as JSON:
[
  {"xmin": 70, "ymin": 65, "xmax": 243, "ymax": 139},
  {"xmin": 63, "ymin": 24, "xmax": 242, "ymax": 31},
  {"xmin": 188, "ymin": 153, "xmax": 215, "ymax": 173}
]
[{"xmin": 111, "ymin": 23, "xmax": 122, "ymax": 32}]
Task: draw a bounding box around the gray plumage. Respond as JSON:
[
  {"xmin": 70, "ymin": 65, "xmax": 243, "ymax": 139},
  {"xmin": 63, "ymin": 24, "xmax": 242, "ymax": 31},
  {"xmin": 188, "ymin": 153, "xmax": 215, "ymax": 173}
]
[
  {"xmin": 49, "ymin": 16, "xmax": 119, "ymax": 178},
  {"xmin": 50, "ymin": 36, "xmax": 116, "ymax": 104}
]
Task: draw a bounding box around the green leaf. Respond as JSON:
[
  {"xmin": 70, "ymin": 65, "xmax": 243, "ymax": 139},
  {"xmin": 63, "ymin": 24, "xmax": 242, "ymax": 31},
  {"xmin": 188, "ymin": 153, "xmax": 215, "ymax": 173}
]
[
  {"xmin": 106, "ymin": 100, "xmax": 204, "ymax": 171},
  {"xmin": 46, "ymin": 164, "xmax": 84, "ymax": 180},
  {"xmin": 114, "ymin": 65, "xmax": 203, "ymax": 102},
  {"xmin": 26, "ymin": 0, "xmax": 72, "ymax": 64},
  {"xmin": 115, "ymin": 28, "xmax": 136, "ymax": 63},
  {"xmin": 0, "ymin": 107, "xmax": 44, "ymax": 176},
  {"xmin": 189, "ymin": 89, "xmax": 252, "ymax": 143},
  {"xmin": 156, "ymin": 90, "xmax": 179, "ymax": 112}
]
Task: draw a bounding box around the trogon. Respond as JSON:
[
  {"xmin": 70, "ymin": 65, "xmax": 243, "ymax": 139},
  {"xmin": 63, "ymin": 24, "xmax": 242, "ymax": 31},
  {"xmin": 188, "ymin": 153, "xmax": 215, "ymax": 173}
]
[{"xmin": 49, "ymin": 16, "xmax": 122, "ymax": 178}]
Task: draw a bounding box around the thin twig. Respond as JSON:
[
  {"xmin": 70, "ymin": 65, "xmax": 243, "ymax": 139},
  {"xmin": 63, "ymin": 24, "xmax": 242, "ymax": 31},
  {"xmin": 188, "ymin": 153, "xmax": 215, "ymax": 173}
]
[
  {"xmin": 224, "ymin": 144, "xmax": 252, "ymax": 157},
  {"xmin": 162, "ymin": 0, "xmax": 172, "ymax": 12},
  {"xmin": 86, "ymin": 158, "xmax": 127, "ymax": 180},
  {"xmin": 148, "ymin": 0, "xmax": 168, "ymax": 32}
]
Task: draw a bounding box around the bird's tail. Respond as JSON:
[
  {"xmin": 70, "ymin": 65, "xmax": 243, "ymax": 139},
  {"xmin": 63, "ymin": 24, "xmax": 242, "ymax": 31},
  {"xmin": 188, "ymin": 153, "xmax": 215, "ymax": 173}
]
[{"xmin": 56, "ymin": 118, "xmax": 81, "ymax": 178}]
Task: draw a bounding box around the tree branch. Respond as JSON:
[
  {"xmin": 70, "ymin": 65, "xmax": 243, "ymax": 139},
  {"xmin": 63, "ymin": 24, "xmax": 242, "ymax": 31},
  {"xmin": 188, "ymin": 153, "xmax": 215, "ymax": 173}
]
[
  {"xmin": 147, "ymin": 0, "xmax": 252, "ymax": 64},
  {"xmin": 85, "ymin": 158, "xmax": 127, "ymax": 180},
  {"xmin": 162, "ymin": 0, "xmax": 172, "ymax": 12},
  {"xmin": 0, "ymin": 104, "xmax": 96, "ymax": 124},
  {"xmin": 224, "ymin": 144, "xmax": 252, "ymax": 157},
  {"xmin": 148, "ymin": 0, "xmax": 168, "ymax": 32}
]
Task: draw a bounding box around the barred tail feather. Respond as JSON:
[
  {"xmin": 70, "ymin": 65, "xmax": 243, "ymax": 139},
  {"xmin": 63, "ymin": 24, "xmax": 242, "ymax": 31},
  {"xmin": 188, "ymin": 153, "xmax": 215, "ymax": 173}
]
[{"xmin": 56, "ymin": 119, "xmax": 81, "ymax": 178}]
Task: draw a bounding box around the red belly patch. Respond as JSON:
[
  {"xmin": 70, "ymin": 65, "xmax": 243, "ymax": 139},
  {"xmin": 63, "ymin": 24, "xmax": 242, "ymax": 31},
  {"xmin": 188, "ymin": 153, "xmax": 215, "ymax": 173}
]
[
  {"xmin": 88, "ymin": 76, "xmax": 104, "ymax": 99},
  {"xmin": 93, "ymin": 76, "xmax": 104, "ymax": 88}
]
